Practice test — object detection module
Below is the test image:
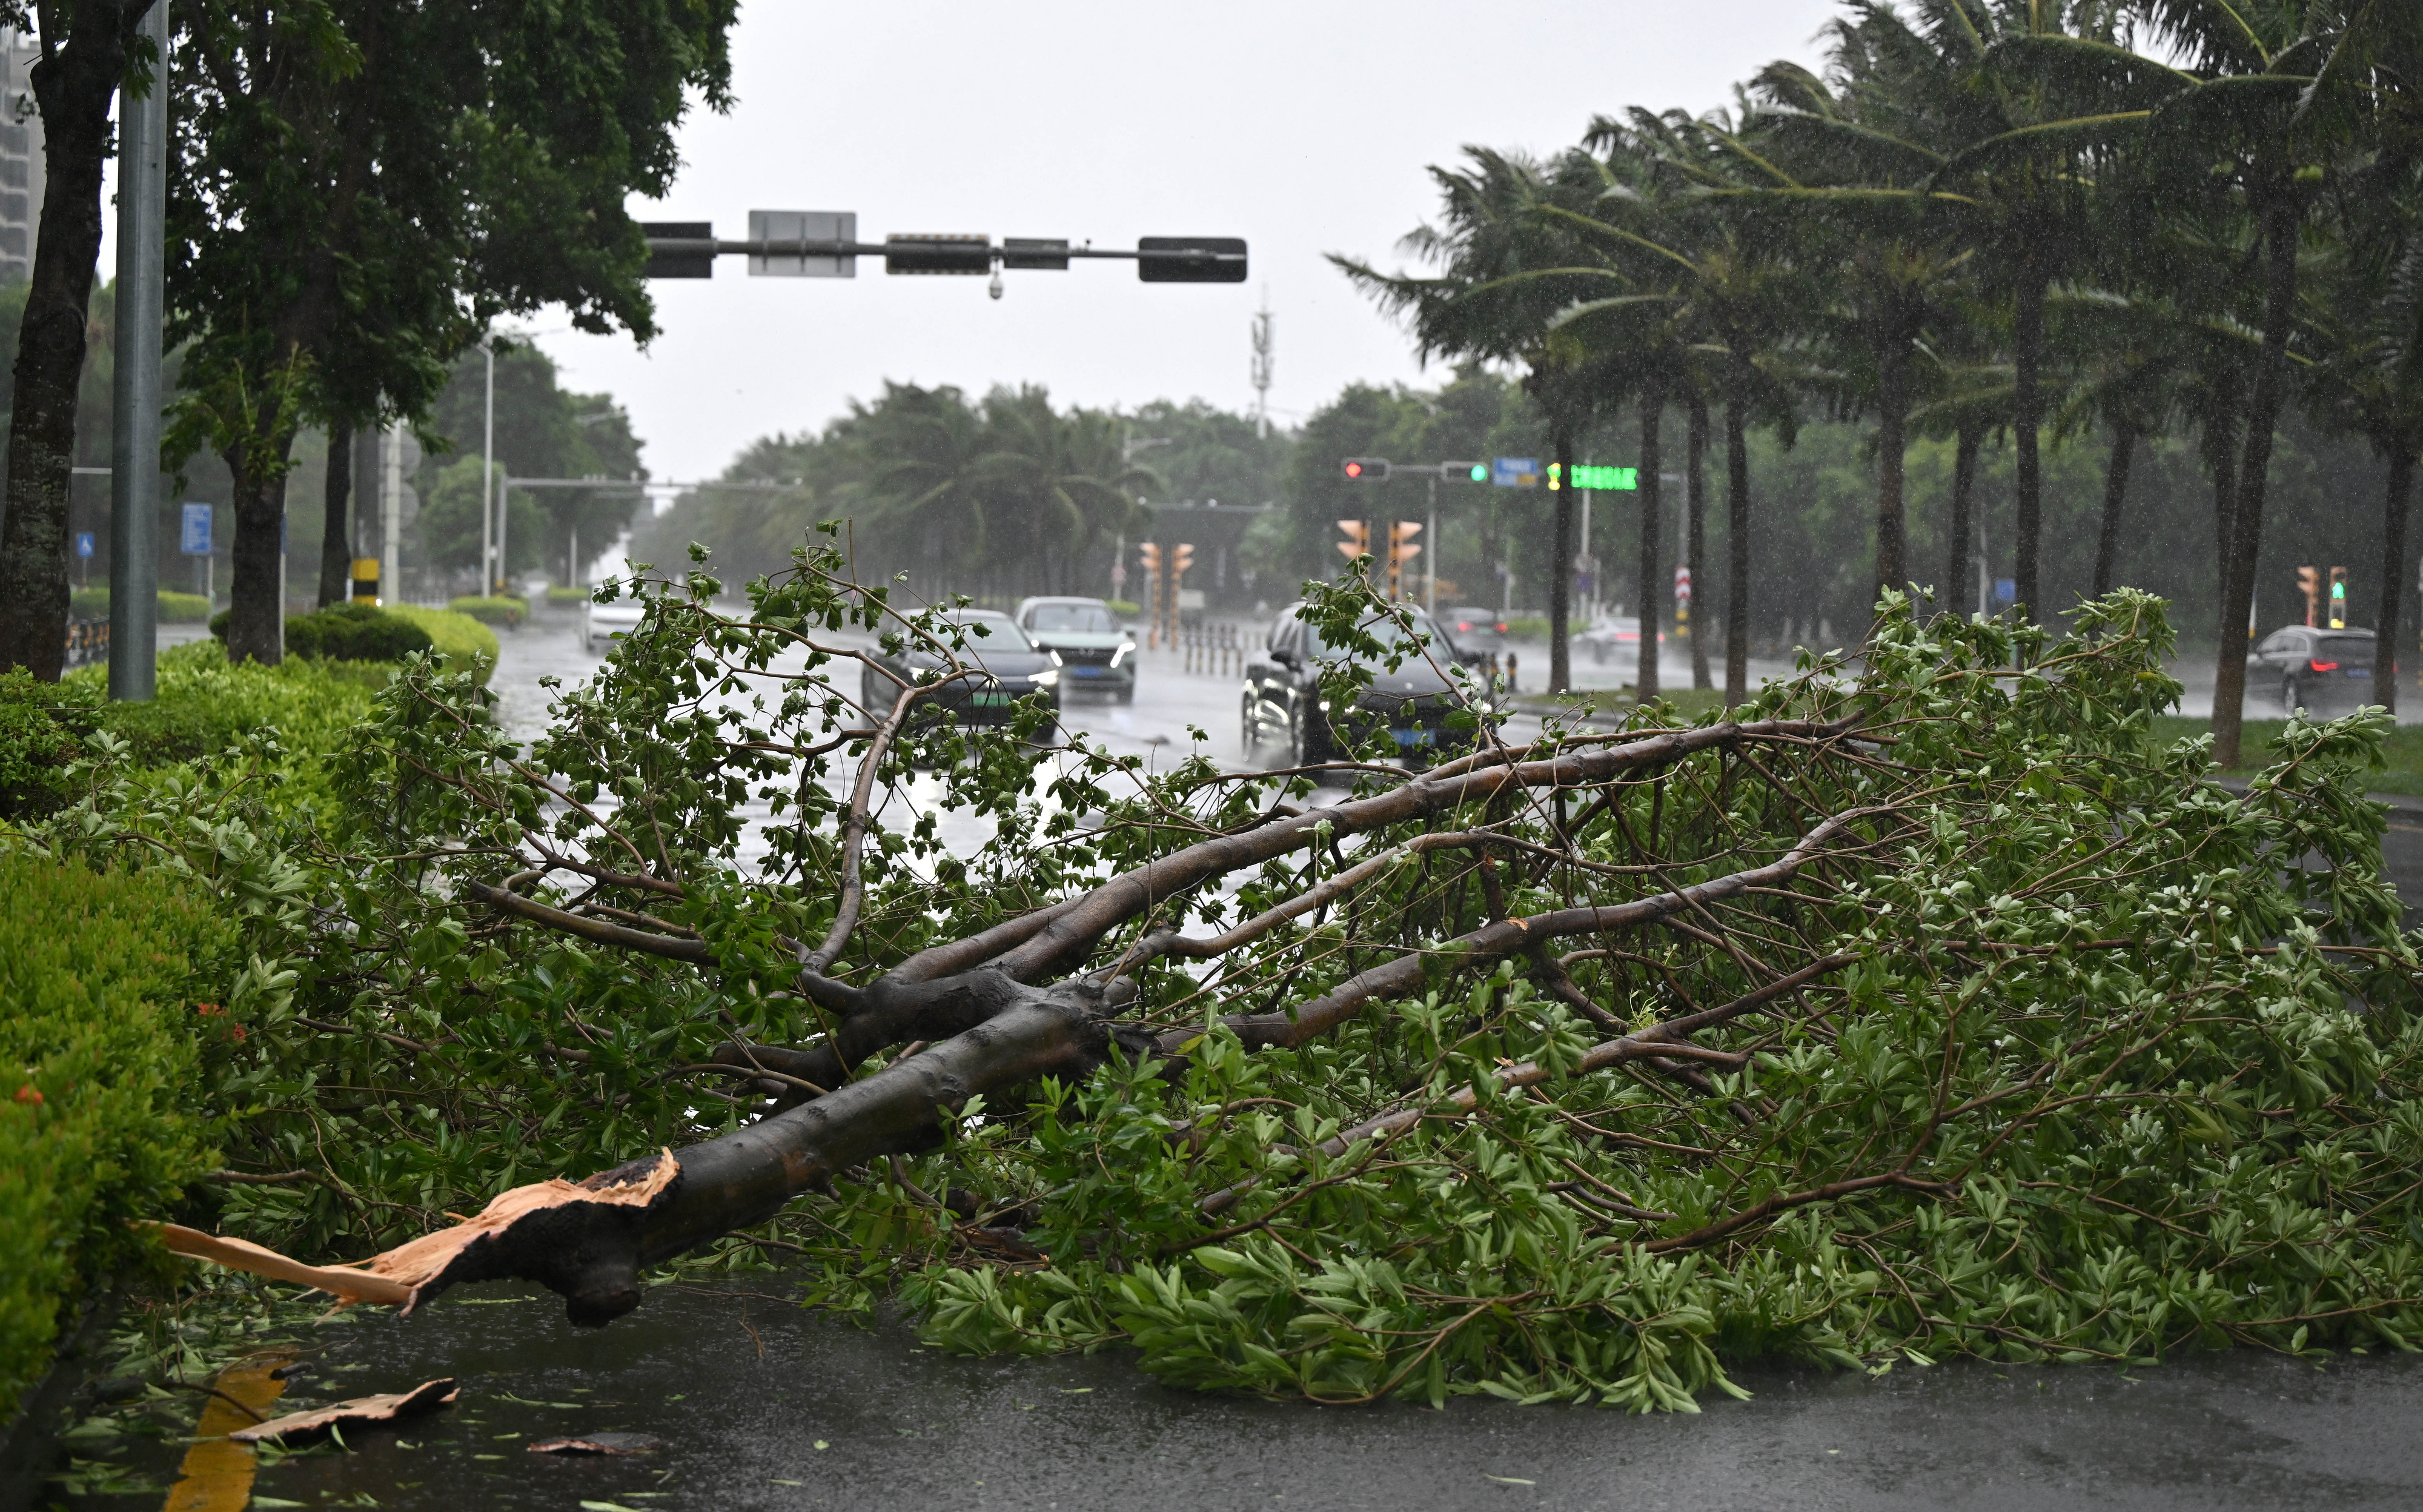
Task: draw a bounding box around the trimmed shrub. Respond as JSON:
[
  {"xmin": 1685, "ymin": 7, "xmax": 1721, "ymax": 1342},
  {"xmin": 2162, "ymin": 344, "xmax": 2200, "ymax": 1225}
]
[
  {"xmin": 446, "ymin": 594, "xmax": 528, "ymax": 628},
  {"xmin": 0, "ymin": 854, "xmax": 227, "ymax": 1427},
  {"xmin": 60, "ymin": 641, "xmax": 379, "ymax": 774},
  {"xmin": 279, "ymin": 604, "xmax": 434, "ymax": 663},
  {"xmin": 545, "ymin": 585, "xmax": 589, "ymax": 605},
  {"xmin": 1104, "ymin": 599, "xmax": 1141, "ymax": 619},
  {"xmin": 0, "ymin": 672, "xmax": 89, "ymax": 818},
  {"xmin": 64, "ymin": 588, "xmax": 213, "ymax": 623},
  {"xmin": 386, "ymin": 606, "xmax": 499, "ymax": 681}
]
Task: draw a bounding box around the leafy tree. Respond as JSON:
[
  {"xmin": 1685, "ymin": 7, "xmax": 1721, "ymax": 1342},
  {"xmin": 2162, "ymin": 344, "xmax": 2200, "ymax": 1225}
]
[
  {"xmin": 0, "ymin": 0, "xmax": 157, "ymax": 680},
  {"xmin": 410, "ymin": 338, "xmax": 646, "ymax": 587},
  {"xmin": 164, "ymin": 0, "xmax": 737, "ymax": 665}
]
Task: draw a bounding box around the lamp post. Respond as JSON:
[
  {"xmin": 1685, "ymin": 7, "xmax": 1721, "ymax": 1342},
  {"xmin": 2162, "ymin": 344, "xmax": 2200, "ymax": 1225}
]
[
  {"xmin": 107, "ymin": 0, "xmax": 168, "ymax": 701},
  {"xmin": 480, "ymin": 336, "xmax": 497, "ymax": 595}
]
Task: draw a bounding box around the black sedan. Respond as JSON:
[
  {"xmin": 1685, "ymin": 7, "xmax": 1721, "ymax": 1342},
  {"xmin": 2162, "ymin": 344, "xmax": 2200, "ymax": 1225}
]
[
  {"xmin": 1242, "ymin": 603, "xmax": 1490, "ymax": 766},
  {"xmin": 860, "ymin": 610, "xmax": 1061, "ymax": 733},
  {"xmin": 2249, "ymin": 625, "xmax": 2380, "ymax": 712}
]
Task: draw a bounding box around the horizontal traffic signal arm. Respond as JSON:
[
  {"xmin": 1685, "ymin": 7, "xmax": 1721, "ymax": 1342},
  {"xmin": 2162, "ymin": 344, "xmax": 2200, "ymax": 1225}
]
[{"xmin": 640, "ymin": 224, "xmax": 1247, "ymax": 282}]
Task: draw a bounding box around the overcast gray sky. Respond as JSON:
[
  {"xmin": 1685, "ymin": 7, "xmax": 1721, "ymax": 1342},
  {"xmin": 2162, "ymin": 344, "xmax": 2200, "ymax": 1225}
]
[{"xmin": 119, "ymin": 1, "xmax": 1841, "ymax": 482}]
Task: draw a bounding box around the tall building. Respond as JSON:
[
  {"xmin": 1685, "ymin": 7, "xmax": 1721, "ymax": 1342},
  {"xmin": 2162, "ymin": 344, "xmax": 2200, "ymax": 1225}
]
[{"xmin": 0, "ymin": 30, "xmax": 42, "ymax": 285}]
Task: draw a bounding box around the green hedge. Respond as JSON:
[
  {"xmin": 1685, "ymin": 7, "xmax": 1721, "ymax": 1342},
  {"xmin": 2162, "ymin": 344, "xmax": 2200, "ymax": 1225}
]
[
  {"xmin": 48, "ymin": 641, "xmax": 380, "ymax": 779},
  {"xmin": 64, "ymin": 588, "xmax": 213, "ymax": 623},
  {"xmin": 1105, "ymin": 599, "xmax": 1141, "ymax": 619},
  {"xmin": 208, "ymin": 603, "xmax": 435, "ymax": 666},
  {"xmin": 0, "ymin": 854, "xmax": 227, "ymax": 1427},
  {"xmin": 446, "ymin": 594, "xmax": 528, "ymax": 628},
  {"xmin": 545, "ymin": 585, "xmax": 589, "ymax": 605},
  {"xmin": 387, "ymin": 605, "xmax": 499, "ymax": 680}
]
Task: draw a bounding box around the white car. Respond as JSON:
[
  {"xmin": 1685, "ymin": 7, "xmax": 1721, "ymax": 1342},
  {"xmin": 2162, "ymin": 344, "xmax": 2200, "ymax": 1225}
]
[
  {"xmin": 1576, "ymin": 616, "xmax": 1664, "ymax": 665},
  {"xmin": 582, "ymin": 596, "xmax": 645, "ymax": 654}
]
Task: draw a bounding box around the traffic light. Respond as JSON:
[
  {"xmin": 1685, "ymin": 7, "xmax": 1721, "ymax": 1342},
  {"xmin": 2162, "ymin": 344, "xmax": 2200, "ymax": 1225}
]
[
  {"xmin": 1139, "ymin": 542, "xmax": 1162, "ymax": 579},
  {"xmin": 2330, "ymin": 566, "xmax": 2347, "ymax": 629},
  {"xmin": 2296, "ymin": 565, "xmax": 2321, "ymax": 627},
  {"xmin": 1341, "ymin": 458, "xmax": 1390, "ymax": 482},
  {"xmin": 1387, "ymin": 521, "xmax": 1423, "ymax": 600},
  {"xmin": 1171, "ymin": 543, "xmax": 1196, "ymax": 580},
  {"xmin": 884, "ymin": 233, "xmax": 992, "ymax": 275},
  {"xmin": 1137, "ymin": 236, "xmax": 1249, "ymax": 283},
  {"xmin": 1438, "ymin": 460, "xmax": 1488, "ymax": 483},
  {"xmin": 1546, "ymin": 462, "xmax": 1560, "ymax": 491},
  {"xmin": 1336, "ymin": 520, "xmax": 1370, "ymax": 560}
]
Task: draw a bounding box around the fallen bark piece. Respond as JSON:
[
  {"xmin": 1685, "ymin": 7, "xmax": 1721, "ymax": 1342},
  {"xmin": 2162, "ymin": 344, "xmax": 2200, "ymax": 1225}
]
[
  {"xmin": 528, "ymin": 1433, "xmax": 664, "ymax": 1454},
  {"xmin": 228, "ymin": 1379, "xmax": 459, "ymax": 1443},
  {"xmin": 147, "ymin": 1223, "xmax": 415, "ymax": 1307},
  {"xmin": 147, "ymin": 1149, "xmax": 681, "ymax": 1319}
]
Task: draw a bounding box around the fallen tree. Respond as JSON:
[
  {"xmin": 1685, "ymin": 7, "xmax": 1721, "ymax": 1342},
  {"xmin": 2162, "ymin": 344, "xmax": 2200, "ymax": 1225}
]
[{"xmin": 25, "ymin": 545, "xmax": 2423, "ymax": 1408}]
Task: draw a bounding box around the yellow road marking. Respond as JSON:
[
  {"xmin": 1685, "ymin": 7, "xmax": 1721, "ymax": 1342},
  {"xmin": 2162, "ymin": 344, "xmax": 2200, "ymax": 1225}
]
[{"xmin": 162, "ymin": 1350, "xmax": 294, "ymax": 1512}]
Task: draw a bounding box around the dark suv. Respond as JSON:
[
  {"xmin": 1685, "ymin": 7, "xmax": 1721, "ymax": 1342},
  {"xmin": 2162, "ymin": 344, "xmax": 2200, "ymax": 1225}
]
[
  {"xmin": 1242, "ymin": 603, "xmax": 1489, "ymax": 766},
  {"xmin": 2249, "ymin": 625, "xmax": 2379, "ymax": 712}
]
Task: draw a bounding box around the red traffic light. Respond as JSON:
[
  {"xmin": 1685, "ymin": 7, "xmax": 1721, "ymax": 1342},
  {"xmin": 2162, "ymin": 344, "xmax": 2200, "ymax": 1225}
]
[{"xmin": 1341, "ymin": 457, "xmax": 1390, "ymax": 482}]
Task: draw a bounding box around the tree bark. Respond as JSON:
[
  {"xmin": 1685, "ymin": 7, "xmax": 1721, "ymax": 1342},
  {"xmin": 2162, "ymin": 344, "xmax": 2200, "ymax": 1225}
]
[
  {"xmin": 0, "ymin": 1, "xmax": 152, "ymax": 678},
  {"xmin": 224, "ymin": 434, "xmax": 296, "ymax": 664},
  {"xmin": 1636, "ymin": 389, "xmax": 1662, "ymax": 701},
  {"xmin": 1686, "ymin": 393, "xmax": 1711, "ymax": 689},
  {"xmin": 1550, "ymin": 427, "xmax": 1574, "ymax": 695},
  {"xmin": 317, "ymin": 422, "xmax": 353, "ymax": 608},
  {"xmin": 1724, "ymin": 364, "xmax": 1752, "ymax": 708},
  {"xmin": 2092, "ymin": 423, "xmax": 2136, "ymax": 602},
  {"xmin": 2376, "ymin": 446, "xmax": 2413, "ymax": 716},
  {"xmin": 2206, "ymin": 408, "xmax": 2239, "ymax": 640},
  {"xmin": 1873, "ymin": 335, "xmax": 1910, "ymax": 612},
  {"xmin": 2011, "ymin": 268, "xmax": 2047, "ymax": 625},
  {"xmin": 2214, "ymin": 198, "xmax": 2301, "ymax": 771},
  {"xmin": 1944, "ymin": 420, "xmax": 1980, "ymax": 617}
]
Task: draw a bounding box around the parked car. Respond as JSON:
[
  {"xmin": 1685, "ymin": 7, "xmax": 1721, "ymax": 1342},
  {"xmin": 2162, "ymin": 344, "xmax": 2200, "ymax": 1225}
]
[
  {"xmin": 581, "ymin": 595, "xmax": 645, "ymax": 654},
  {"xmin": 1014, "ymin": 595, "xmax": 1137, "ymax": 703},
  {"xmin": 1242, "ymin": 602, "xmax": 1491, "ymax": 766},
  {"xmin": 1440, "ymin": 606, "xmax": 1507, "ymax": 663},
  {"xmin": 2249, "ymin": 625, "xmax": 2380, "ymax": 712},
  {"xmin": 1576, "ymin": 615, "xmax": 1664, "ymax": 666},
  {"xmin": 860, "ymin": 609, "xmax": 1061, "ymax": 734}
]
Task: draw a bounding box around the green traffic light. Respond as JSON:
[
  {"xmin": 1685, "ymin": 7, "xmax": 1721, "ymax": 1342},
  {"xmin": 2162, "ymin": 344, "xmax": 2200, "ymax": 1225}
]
[{"xmin": 1468, "ymin": 463, "xmax": 1488, "ymax": 482}]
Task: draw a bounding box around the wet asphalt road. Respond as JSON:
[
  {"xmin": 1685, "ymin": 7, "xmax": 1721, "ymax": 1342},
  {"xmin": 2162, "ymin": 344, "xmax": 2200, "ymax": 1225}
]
[
  {"xmin": 486, "ymin": 605, "xmax": 2423, "ymax": 918},
  {"xmin": 119, "ymin": 608, "xmax": 2411, "ymax": 1512},
  {"xmin": 134, "ymin": 1279, "xmax": 2423, "ymax": 1512}
]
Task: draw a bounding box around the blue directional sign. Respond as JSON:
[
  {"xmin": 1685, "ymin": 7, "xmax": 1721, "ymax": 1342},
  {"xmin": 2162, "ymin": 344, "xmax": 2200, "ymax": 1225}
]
[
  {"xmin": 1491, "ymin": 457, "xmax": 1540, "ymax": 488},
  {"xmin": 180, "ymin": 503, "xmax": 213, "ymax": 555},
  {"xmin": 75, "ymin": 531, "xmax": 94, "ymax": 559}
]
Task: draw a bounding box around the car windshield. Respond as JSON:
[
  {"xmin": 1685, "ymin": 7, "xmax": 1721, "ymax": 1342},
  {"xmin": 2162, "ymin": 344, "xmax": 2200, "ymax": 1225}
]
[
  {"xmin": 2316, "ymin": 635, "xmax": 2373, "ymax": 664},
  {"xmin": 1302, "ymin": 611, "xmax": 1445, "ymax": 662},
  {"xmin": 944, "ymin": 615, "xmax": 1032, "ymax": 651},
  {"xmin": 1028, "ymin": 603, "xmax": 1117, "ymax": 634}
]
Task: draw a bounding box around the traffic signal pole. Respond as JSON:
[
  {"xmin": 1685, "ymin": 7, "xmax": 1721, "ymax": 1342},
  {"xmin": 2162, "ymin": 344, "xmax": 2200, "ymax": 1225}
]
[{"xmin": 641, "ymin": 228, "xmax": 1247, "ymax": 287}]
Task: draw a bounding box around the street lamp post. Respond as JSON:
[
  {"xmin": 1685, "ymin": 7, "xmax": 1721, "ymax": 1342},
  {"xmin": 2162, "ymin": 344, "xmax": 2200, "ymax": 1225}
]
[
  {"xmin": 107, "ymin": 0, "xmax": 168, "ymax": 701},
  {"xmin": 480, "ymin": 336, "xmax": 497, "ymax": 595}
]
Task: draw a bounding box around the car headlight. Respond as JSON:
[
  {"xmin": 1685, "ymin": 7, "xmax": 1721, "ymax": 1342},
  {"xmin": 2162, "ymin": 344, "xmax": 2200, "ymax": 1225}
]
[
  {"xmin": 1032, "ymin": 667, "xmax": 1060, "ymax": 688},
  {"xmin": 1111, "ymin": 640, "xmax": 1135, "ymax": 668}
]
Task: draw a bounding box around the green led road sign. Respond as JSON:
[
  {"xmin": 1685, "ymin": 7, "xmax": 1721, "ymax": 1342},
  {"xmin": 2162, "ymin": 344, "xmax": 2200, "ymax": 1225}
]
[{"xmin": 1569, "ymin": 465, "xmax": 1637, "ymax": 490}]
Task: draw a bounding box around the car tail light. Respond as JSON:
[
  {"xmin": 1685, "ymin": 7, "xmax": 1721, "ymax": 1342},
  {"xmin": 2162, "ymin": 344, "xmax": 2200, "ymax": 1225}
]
[
  {"xmin": 2309, "ymin": 660, "xmax": 2338, "ymax": 672},
  {"xmin": 1494, "ymin": 622, "xmax": 1507, "ymax": 634}
]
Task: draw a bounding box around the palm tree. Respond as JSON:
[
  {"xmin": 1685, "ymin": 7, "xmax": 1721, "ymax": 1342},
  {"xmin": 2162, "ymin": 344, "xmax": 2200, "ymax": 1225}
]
[
  {"xmin": 2134, "ymin": 0, "xmax": 2410, "ymax": 765},
  {"xmin": 1333, "ymin": 148, "xmax": 1618, "ymax": 694},
  {"xmin": 1559, "ymin": 110, "xmax": 1808, "ymax": 706}
]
